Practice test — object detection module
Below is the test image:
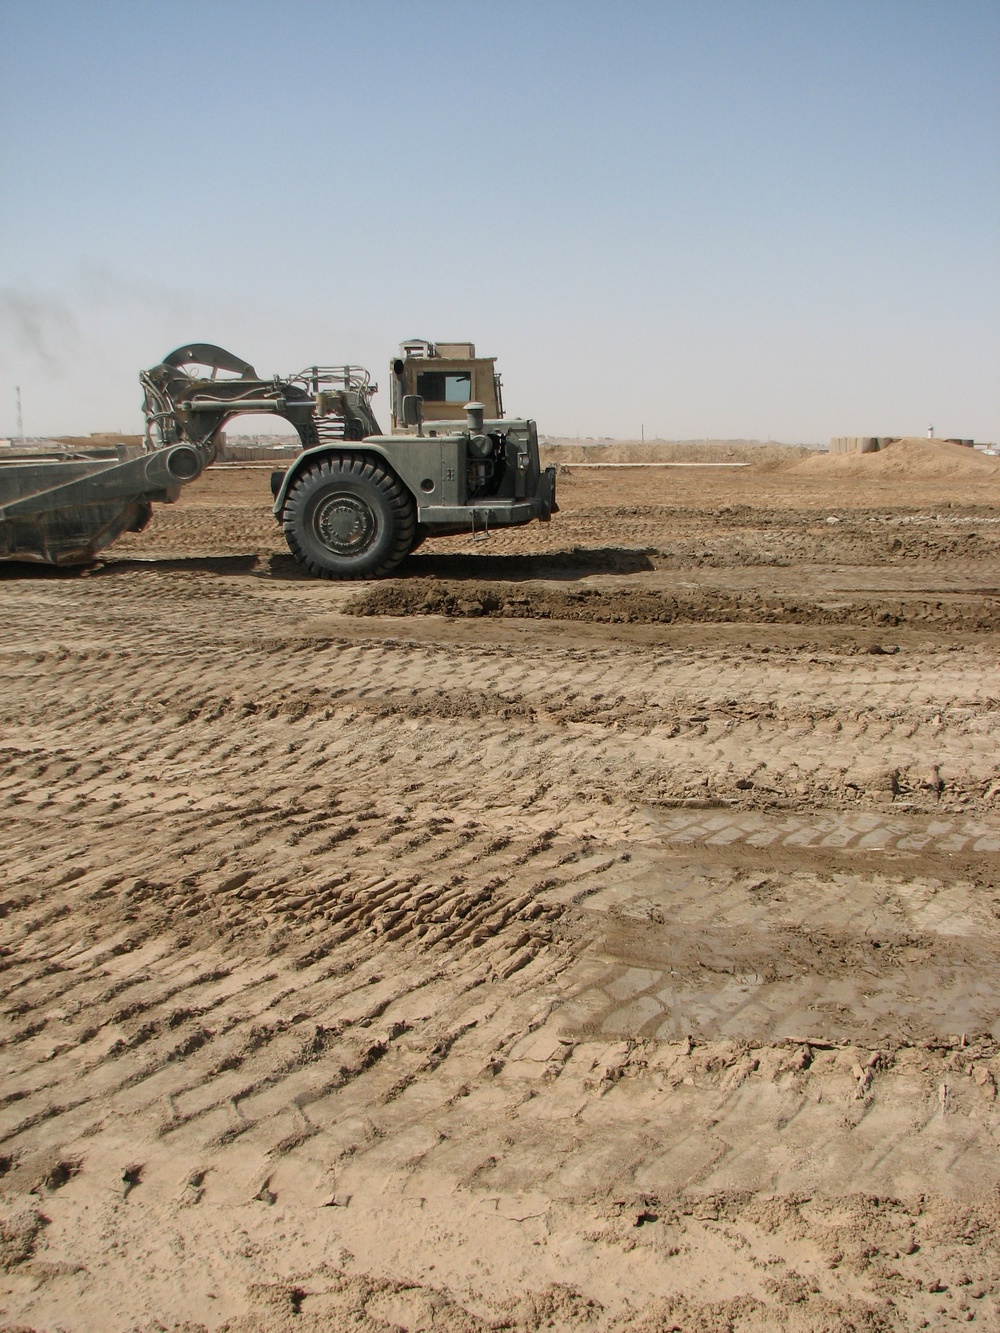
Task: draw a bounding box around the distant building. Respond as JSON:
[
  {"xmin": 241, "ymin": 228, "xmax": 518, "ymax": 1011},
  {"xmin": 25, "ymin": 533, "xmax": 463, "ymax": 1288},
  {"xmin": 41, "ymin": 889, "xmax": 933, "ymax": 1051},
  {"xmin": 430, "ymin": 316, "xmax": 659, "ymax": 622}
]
[{"xmin": 829, "ymin": 437, "xmax": 895, "ymax": 454}]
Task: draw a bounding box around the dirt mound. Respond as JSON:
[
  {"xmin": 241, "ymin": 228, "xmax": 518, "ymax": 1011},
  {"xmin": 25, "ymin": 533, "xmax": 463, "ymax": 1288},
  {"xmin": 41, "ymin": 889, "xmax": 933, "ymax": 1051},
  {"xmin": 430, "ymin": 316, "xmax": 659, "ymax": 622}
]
[
  {"xmin": 542, "ymin": 441, "xmax": 812, "ymax": 466},
  {"xmin": 789, "ymin": 437, "xmax": 1000, "ymax": 479},
  {"xmin": 346, "ymin": 577, "xmax": 1000, "ymax": 632}
]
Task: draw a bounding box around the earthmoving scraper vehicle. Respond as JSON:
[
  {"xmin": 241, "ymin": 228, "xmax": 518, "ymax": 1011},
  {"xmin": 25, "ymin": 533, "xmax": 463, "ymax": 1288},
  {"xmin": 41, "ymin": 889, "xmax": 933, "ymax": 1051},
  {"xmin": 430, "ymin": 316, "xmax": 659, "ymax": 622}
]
[{"xmin": 0, "ymin": 339, "xmax": 557, "ymax": 578}]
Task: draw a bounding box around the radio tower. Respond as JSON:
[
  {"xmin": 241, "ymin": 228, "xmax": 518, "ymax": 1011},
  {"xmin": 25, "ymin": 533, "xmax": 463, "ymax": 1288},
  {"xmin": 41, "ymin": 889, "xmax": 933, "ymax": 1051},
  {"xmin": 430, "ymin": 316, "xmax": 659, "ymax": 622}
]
[{"xmin": 16, "ymin": 386, "xmax": 24, "ymax": 442}]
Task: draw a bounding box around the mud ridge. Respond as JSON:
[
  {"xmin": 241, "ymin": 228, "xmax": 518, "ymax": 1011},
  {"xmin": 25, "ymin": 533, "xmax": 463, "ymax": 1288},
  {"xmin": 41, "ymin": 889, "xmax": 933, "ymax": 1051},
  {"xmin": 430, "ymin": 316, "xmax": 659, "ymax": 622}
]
[{"xmin": 346, "ymin": 578, "xmax": 1000, "ymax": 631}]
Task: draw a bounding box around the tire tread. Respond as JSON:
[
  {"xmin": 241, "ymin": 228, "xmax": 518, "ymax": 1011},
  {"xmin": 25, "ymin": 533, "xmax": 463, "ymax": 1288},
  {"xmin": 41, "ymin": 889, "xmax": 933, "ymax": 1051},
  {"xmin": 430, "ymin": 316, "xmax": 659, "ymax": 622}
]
[{"xmin": 282, "ymin": 453, "xmax": 415, "ymax": 580}]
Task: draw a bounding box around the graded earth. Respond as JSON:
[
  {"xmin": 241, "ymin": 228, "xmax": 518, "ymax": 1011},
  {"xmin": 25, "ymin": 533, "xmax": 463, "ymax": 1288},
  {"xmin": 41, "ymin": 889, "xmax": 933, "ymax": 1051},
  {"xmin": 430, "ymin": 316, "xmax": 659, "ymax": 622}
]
[{"xmin": 2, "ymin": 438, "xmax": 1000, "ymax": 1332}]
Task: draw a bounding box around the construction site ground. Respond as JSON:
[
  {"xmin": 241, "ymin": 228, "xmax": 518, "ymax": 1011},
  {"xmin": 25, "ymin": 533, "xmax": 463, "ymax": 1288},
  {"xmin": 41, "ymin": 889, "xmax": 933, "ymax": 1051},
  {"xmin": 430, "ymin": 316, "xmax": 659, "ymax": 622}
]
[{"xmin": 2, "ymin": 437, "xmax": 1000, "ymax": 1332}]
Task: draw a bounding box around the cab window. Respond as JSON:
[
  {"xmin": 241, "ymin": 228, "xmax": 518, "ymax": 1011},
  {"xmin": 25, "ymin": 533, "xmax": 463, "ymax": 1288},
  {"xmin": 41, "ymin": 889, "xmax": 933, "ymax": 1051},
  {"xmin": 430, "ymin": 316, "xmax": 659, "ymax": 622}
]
[{"xmin": 416, "ymin": 370, "xmax": 472, "ymax": 403}]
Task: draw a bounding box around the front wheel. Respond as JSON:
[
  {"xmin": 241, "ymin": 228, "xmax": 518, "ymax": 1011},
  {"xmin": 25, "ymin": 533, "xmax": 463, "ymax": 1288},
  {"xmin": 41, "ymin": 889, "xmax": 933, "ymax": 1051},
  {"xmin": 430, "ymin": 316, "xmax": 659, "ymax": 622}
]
[{"xmin": 282, "ymin": 454, "xmax": 415, "ymax": 579}]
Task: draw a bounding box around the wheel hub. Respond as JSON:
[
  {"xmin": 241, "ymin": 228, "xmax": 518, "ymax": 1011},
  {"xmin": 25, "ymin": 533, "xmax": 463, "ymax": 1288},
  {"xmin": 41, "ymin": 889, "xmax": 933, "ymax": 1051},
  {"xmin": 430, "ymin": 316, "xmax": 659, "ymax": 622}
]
[{"xmin": 313, "ymin": 493, "xmax": 376, "ymax": 554}]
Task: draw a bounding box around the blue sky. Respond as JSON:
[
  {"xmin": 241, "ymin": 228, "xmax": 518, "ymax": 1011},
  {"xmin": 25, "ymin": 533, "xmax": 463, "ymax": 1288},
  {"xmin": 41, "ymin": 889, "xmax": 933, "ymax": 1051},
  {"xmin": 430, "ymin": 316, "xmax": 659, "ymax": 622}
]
[{"xmin": 1, "ymin": 0, "xmax": 997, "ymax": 441}]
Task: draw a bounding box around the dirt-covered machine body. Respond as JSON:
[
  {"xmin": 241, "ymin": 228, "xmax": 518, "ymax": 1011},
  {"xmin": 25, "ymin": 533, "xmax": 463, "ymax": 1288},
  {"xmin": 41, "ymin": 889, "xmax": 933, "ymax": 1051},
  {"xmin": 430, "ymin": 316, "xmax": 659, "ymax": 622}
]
[
  {"xmin": 0, "ymin": 441, "xmax": 207, "ymax": 565},
  {"xmin": 0, "ymin": 339, "xmax": 556, "ymax": 577}
]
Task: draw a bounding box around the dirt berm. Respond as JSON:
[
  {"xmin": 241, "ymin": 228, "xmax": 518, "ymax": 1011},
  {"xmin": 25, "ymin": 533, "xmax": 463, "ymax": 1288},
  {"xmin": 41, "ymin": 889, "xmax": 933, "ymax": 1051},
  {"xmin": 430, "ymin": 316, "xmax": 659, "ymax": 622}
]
[{"xmin": 347, "ymin": 578, "xmax": 1000, "ymax": 631}]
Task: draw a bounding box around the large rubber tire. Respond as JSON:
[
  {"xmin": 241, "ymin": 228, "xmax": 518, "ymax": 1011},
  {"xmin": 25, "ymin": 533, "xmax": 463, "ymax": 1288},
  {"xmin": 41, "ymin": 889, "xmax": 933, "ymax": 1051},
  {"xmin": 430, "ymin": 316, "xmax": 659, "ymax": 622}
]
[{"xmin": 281, "ymin": 454, "xmax": 415, "ymax": 579}]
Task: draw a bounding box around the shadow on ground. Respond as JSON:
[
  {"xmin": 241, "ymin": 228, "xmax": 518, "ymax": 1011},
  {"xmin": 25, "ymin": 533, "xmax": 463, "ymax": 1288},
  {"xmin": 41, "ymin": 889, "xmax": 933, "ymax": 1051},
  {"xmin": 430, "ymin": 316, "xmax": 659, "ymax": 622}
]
[
  {"xmin": 92, "ymin": 555, "xmax": 263, "ymax": 577},
  {"xmin": 1, "ymin": 547, "xmax": 655, "ymax": 584},
  {"xmin": 261, "ymin": 548, "xmax": 655, "ymax": 583},
  {"xmin": 0, "ymin": 560, "xmax": 89, "ymax": 580},
  {"xmin": 397, "ymin": 548, "xmax": 656, "ymax": 581},
  {"xmin": 0, "ymin": 552, "xmax": 261, "ymax": 579}
]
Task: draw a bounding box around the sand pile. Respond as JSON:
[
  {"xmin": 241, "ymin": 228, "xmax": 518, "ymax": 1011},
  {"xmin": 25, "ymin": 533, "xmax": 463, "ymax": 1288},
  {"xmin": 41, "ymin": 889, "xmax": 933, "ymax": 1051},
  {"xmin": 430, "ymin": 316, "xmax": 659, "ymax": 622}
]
[
  {"xmin": 542, "ymin": 441, "xmax": 810, "ymax": 466},
  {"xmin": 788, "ymin": 437, "xmax": 1000, "ymax": 479}
]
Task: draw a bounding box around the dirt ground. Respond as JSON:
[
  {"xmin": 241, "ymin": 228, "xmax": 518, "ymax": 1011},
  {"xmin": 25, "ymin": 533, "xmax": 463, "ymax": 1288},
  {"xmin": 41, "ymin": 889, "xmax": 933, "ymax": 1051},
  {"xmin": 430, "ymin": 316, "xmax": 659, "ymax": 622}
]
[{"xmin": 2, "ymin": 438, "xmax": 1000, "ymax": 1332}]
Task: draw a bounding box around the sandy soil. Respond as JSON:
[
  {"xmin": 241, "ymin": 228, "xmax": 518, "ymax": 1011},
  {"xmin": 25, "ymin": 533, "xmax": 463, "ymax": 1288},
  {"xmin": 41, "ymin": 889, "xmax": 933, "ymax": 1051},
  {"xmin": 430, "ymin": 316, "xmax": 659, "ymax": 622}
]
[{"xmin": 2, "ymin": 439, "xmax": 1000, "ymax": 1331}]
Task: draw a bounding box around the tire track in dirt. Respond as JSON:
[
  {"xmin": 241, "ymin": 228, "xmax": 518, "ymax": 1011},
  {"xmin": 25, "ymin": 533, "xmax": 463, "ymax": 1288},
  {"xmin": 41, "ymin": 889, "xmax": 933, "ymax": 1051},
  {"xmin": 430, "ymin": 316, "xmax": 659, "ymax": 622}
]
[
  {"xmin": 4, "ymin": 496, "xmax": 1000, "ymax": 1329},
  {"xmin": 3, "ymin": 621, "xmax": 998, "ymax": 1162},
  {"xmin": 3, "ymin": 628, "xmax": 998, "ymax": 821}
]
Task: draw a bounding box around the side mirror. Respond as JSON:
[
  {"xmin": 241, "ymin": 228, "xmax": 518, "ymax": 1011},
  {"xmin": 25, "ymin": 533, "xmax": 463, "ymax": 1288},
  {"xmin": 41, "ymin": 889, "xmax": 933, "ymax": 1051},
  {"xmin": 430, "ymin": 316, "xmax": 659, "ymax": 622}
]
[{"xmin": 402, "ymin": 394, "xmax": 424, "ymax": 429}]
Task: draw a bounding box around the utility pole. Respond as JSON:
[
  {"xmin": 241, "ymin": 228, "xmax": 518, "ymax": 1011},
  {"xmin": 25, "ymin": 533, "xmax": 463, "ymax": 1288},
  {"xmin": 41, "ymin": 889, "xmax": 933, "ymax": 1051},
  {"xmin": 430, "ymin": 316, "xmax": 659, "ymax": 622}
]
[
  {"xmin": 16, "ymin": 386, "xmax": 23, "ymax": 442},
  {"xmin": 641, "ymin": 423, "xmax": 644, "ymax": 442}
]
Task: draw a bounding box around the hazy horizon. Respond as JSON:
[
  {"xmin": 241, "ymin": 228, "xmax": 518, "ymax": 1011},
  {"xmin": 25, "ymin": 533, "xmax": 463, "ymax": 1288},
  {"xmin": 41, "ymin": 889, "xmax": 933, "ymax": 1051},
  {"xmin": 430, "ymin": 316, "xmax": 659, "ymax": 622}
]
[{"xmin": 1, "ymin": 1, "xmax": 997, "ymax": 443}]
